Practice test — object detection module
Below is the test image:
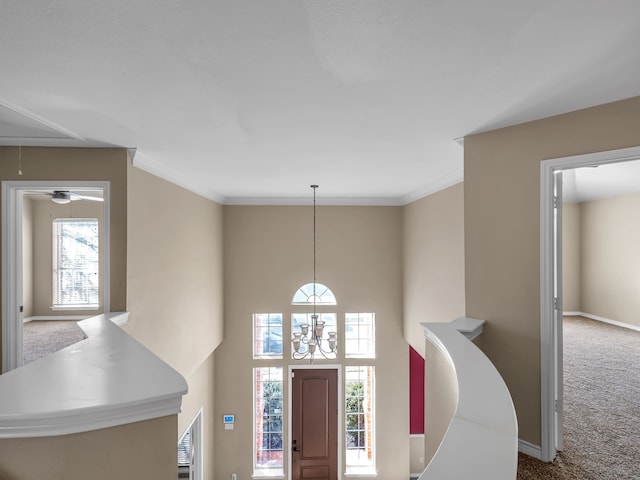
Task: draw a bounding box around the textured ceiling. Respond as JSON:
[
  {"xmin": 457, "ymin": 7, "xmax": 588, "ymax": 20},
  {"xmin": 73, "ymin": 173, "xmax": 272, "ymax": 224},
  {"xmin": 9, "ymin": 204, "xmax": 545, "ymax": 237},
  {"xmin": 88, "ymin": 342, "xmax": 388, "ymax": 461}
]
[{"xmin": 1, "ymin": 1, "xmax": 640, "ymax": 204}]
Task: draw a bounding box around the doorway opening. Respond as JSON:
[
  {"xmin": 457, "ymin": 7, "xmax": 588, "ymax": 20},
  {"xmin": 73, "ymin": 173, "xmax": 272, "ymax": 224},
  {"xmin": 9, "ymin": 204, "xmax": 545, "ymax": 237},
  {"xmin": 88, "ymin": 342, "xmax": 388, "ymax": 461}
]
[
  {"xmin": 289, "ymin": 365, "xmax": 341, "ymax": 480},
  {"xmin": 178, "ymin": 409, "xmax": 203, "ymax": 480},
  {"xmin": 540, "ymin": 145, "xmax": 640, "ymax": 462},
  {"xmin": 1, "ymin": 180, "xmax": 110, "ymax": 372}
]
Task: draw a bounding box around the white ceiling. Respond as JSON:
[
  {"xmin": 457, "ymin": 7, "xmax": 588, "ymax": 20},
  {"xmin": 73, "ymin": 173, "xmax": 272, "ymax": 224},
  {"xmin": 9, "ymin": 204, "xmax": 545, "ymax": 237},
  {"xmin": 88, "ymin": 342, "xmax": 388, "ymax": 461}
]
[
  {"xmin": 2, "ymin": 1, "xmax": 640, "ymax": 205},
  {"xmin": 564, "ymin": 160, "xmax": 640, "ymax": 203}
]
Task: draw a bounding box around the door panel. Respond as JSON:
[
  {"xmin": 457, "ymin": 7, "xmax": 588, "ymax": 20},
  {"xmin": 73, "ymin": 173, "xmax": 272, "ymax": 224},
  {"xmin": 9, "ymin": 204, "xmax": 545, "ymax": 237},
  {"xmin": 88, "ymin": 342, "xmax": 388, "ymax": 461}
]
[
  {"xmin": 300, "ymin": 466, "xmax": 329, "ymax": 479},
  {"xmin": 292, "ymin": 369, "xmax": 338, "ymax": 480}
]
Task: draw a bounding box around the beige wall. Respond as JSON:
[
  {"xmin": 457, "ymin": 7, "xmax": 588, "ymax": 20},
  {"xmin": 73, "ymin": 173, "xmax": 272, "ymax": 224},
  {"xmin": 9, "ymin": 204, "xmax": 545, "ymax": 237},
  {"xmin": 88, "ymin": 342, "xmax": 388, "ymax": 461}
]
[
  {"xmin": 403, "ymin": 183, "xmax": 466, "ymax": 357},
  {"xmin": 126, "ymin": 165, "xmax": 224, "ymax": 480},
  {"xmin": 464, "ymin": 95, "xmax": 640, "ymax": 446},
  {"xmin": 562, "ymin": 202, "xmax": 581, "ymax": 311},
  {"xmin": 29, "ymin": 198, "xmax": 105, "ymax": 316},
  {"xmin": 125, "ymin": 165, "xmax": 224, "ymax": 377},
  {"xmin": 21, "ymin": 197, "xmax": 34, "ymax": 319},
  {"xmin": 580, "ymin": 192, "xmax": 640, "ymax": 328},
  {"xmin": 0, "ymin": 416, "xmax": 178, "ymax": 480},
  {"xmin": 409, "ymin": 435, "xmax": 425, "ymax": 475},
  {"xmin": 218, "ymin": 205, "xmax": 407, "ymax": 480}
]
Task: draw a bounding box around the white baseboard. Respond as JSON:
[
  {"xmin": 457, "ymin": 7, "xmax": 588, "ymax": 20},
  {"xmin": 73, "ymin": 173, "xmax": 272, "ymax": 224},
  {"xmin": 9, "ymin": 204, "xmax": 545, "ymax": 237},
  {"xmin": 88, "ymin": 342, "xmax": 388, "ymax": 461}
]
[
  {"xmin": 23, "ymin": 315, "xmax": 89, "ymax": 323},
  {"xmin": 518, "ymin": 439, "xmax": 542, "ymax": 459},
  {"xmin": 563, "ymin": 311, "xmax": 640, "ymax": 333}
]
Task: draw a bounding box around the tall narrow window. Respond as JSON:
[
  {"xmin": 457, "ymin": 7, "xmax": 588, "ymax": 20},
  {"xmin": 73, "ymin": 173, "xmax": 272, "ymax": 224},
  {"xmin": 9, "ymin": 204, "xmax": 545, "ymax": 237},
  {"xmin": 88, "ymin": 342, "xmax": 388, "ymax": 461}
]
[
  {"xmin": 345, "ymin": 313, "xmax": 375, "ymax": 358},
  {"xmin": 254, "ymin": 367, "xmax": 284, "ymax": 476},
  {"xmin": 52, "ymin": 218, "xmax": 99, "ymax": 309},
  {"xmin": 345, "ymin": 366, "xmax": 375, "ymax": 473},
  {"xmin": 253, "ymin": 313, "xmax": 283, "ymax": 359}
]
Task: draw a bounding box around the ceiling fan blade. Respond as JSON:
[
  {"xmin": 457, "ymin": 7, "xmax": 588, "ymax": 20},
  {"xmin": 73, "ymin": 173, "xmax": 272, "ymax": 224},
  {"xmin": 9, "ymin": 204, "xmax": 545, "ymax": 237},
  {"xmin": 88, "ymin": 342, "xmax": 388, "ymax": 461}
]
[{"xmin": 74, "ymin": 194, "xmax": 104, "ymax": 202}]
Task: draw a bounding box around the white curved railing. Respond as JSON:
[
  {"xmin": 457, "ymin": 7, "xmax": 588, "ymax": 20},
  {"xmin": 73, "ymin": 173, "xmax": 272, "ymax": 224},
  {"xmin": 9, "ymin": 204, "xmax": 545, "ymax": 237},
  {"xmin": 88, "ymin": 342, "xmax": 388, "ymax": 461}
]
[
  {"xmin": 0, "ymin": 312, "xmax": 187, "ymax": 438},
  {"xmin": 419, "ymin": 319, "xmax": 518, "ymax": 480}
]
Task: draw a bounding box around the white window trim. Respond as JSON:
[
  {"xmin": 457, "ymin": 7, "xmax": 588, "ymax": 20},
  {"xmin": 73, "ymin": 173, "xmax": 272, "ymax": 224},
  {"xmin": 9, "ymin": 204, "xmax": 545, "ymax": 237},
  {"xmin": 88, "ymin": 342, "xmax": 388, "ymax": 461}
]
[
  {"xmin": 344, "ymin": 313, "xmax": 376, "ymax": 359},
  {"xmin": 253, "ymin": 366, "xmax": 285, "ymax": 478},
  {"xmin": 252, "ymin": 468, "xmax": 285, "ymax": 479},
  {"xmin": 344, "ymin": 365, "xmax": 376, "ymax": 474},
  {"xmin": 253, "ymin": 313, "xmax": 284, "ymax": 360},
  {"xmin": 51, "ymin": 304, "xmax": 100, "ymax": 311},
  {"xmin": 344, "ymin": 466, "xmax": 378, "ymax": 477},
  {"xmin": 52, "ymin": 217, "xmax": 100, "ymax": 309}
]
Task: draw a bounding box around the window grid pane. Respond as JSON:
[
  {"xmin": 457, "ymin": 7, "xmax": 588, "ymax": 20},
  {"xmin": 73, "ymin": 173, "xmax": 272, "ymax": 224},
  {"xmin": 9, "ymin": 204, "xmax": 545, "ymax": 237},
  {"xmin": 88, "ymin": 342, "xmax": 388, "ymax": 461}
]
[
  {"xmin": 253, "ymin": 313, "xmax": 283, "ymax": 358},
  {"xmin": 345, "ymin": 366, "xmax": 375, "ymax": 467},
  {"xmin": 345, "ymin": 313, "xmax": 375, "ymax": 358},
  {"xmin": 52, "ymin": 219, "xmax": 99, "ymax": 307},
  {"xmin": 255, "ymin": 367, "xmax": 283, "ymax": 469}
]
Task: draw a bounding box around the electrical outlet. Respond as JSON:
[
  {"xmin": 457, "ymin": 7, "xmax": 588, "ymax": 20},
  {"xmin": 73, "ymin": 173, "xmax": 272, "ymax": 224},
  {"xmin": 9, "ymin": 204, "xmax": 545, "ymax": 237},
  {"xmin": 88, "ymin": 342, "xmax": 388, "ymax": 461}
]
[{"xmin": 231, "ymin": 474, "xmax": 237, "ymax": 480}]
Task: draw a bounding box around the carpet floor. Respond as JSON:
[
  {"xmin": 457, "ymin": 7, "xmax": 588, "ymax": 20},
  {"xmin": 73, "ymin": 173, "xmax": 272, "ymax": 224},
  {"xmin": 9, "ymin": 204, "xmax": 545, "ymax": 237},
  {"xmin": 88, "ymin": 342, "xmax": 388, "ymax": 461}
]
[
  {"xmin": 23, "ymin": 320, "xmax": 87, "ymax": 364},
  {"xmin": 517, "ymin": 316, "xmax": 640, "ymax": 479}
]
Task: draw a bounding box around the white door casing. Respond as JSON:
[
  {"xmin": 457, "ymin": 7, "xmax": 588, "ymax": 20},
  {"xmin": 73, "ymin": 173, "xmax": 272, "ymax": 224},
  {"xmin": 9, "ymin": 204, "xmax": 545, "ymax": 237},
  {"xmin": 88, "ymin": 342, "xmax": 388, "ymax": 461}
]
[
  {"xmin": 553, "ymin": 171, "xmax": 563, "ymax": 452},
  {"xmin": 540, "ymin": 145, "xmax": 640, "ymax": 462},
  {"xmin": 1, "ymin": 180, "xmax": 110, "ymax": 373}
]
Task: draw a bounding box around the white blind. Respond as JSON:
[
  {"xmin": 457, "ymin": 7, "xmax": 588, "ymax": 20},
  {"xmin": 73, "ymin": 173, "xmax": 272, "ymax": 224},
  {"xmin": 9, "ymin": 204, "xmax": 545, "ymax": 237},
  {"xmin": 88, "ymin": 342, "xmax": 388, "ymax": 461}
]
[{"xmin": 52, "ymin": 218, "xmax": 99, "ymax": 307}]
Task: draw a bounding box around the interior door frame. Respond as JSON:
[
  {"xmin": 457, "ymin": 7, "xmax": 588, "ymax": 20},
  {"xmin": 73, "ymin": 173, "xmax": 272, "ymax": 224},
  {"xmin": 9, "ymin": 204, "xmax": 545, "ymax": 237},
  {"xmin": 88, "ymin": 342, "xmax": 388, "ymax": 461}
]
[
  {"xmin": 179, "ymin": 408, "xmax": 204, "ymax": 480},
  {"xmin": 540, "ymin": 145, "xmax": 640, "ymax": 462},
  {"xmin": 552, "ymin": 169, "xmax": 564, "ymax": 453},
  {"xmin": 288, "ymin": 364, "xmax": 342, "ymax": 480},
  {"xmin": 1, "ymin": 180, "xmax": 111, "ymax": 372}
]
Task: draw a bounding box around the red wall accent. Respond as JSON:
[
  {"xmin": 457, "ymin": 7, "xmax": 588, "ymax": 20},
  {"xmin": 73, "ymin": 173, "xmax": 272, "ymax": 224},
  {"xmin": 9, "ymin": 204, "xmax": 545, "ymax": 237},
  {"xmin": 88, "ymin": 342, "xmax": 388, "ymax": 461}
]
[{"xmin": 409, "ymin": 346, "xmax": 425, "ymax": 434}]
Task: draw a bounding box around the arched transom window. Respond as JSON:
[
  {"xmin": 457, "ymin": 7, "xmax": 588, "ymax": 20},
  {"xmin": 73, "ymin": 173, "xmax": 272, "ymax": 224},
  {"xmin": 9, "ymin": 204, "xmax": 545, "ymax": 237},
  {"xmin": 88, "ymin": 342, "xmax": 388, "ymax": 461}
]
[{"xmin": 291, "ymin": 282, "xmax": 337, "ymax": 305}]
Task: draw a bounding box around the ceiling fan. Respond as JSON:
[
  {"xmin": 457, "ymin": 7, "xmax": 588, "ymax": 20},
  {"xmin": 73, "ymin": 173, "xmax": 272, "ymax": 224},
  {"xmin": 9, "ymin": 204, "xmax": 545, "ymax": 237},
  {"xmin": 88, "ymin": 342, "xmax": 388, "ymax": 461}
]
[{"xmin": 28, "ymin": 190, "xmax": 104, "ymax": 205}]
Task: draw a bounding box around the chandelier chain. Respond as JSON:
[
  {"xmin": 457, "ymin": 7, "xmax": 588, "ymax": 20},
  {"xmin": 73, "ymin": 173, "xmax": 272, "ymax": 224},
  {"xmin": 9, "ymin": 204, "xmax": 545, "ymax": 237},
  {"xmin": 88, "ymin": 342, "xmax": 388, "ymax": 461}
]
[
  {"xmin": 291, "ymin": 184, "xmax": 336, "ymax": 361},
  {"xmin": 312, "ymin": 184, "xmax": 317, "ymax": 317}
]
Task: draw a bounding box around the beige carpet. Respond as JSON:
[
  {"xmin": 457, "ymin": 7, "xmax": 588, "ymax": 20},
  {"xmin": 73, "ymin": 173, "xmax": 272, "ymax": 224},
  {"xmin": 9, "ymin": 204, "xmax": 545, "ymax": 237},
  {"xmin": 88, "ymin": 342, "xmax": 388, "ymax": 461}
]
[
  {"xmin": 23, "ymin": 320, "xmax": 87, "ymax": 364},
  {"xmin": 517, "ymin": 316, "xmax": 640, "ymax": 479}
]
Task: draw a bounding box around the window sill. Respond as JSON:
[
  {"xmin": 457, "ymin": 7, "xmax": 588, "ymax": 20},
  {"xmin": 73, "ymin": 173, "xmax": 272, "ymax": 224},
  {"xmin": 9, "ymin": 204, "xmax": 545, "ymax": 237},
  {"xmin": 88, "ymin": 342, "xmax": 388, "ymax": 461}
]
[
  {"xmin": 252, "ymin": 469, "xmax": 284, "ymax": 479},
  {"xmin": 345, "ymin": 467, "xmax": 377, "ymax": 477},
  {"xmin": 51, "ymin": 304, "xmax": 100, "ymax": 311}
]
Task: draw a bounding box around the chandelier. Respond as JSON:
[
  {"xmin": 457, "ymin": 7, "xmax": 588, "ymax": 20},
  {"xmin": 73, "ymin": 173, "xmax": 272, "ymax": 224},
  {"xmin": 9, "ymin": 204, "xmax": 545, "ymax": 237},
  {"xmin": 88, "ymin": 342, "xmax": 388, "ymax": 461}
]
[{"xmin": 291, "ymin": 185, "xmax": 337, "ymax": 361}]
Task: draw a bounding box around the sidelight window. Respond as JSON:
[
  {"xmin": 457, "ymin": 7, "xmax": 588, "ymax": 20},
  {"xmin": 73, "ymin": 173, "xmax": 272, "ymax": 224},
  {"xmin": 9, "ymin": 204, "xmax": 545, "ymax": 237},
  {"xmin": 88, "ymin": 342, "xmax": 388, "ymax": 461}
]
[
  {"xmin": 345, "ymin": 366, "xmax": 375, "ymax": 472},
  {"xmin": 254, "ymin": 367, "xmax": 284, "ymax": 476}
]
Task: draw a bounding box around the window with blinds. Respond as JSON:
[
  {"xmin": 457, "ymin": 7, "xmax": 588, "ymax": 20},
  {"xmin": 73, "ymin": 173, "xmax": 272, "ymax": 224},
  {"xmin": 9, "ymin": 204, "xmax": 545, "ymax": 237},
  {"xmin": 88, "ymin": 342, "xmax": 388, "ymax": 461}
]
[{"xmin": 52, "ymin": 218, "xmax": 99, "ymax": 309}]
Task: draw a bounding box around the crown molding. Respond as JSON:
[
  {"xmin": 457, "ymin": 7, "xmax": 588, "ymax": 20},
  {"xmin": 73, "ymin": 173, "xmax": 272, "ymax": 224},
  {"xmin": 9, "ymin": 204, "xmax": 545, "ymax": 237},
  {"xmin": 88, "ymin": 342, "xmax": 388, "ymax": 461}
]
[{"xmin": 400, "ymin": 168, "xmax": 464, "ymax": 205}]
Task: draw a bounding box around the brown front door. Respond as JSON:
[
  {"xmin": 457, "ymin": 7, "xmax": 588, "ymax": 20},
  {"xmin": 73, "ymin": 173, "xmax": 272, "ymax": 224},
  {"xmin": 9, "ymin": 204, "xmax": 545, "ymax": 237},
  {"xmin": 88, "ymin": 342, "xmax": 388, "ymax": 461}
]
[{"xmin": 291, "ymin": 368, "xmax": 338, "ymax": 480}]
